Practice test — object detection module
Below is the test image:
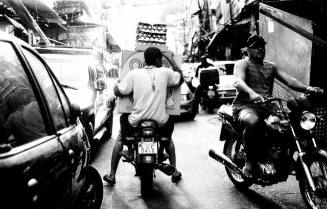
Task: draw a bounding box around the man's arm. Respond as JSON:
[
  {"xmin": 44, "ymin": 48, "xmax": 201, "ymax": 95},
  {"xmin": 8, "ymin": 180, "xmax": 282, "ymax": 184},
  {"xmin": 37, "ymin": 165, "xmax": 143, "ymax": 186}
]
[
  {"xmin": 167, "ymin": 53, "xmax": 184, "ymax": 86},
  {"xmin": 274, "ymin": 63, "xmax": 308, "ymax": 92},
  {"xmin": 233, "ymin": 59, "xmax": 264, "ymax": 101},
  {"xmin": 114, "ymin": 74, "xmax": 133, "ymax": 97},
  {"xmin": 275, "ymin": 63, "xmax": 324, "ymax": 94}
]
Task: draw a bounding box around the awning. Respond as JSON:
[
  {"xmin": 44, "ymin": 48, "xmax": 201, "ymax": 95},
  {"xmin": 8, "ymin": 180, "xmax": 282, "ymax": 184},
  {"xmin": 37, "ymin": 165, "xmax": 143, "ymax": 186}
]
[{"xmin": 206, "ymin": 25, "xmax": 232, "ymax": 52}]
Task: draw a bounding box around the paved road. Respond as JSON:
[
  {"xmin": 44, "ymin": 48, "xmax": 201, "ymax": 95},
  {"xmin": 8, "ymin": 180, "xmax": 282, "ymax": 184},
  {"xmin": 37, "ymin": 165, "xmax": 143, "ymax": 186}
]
[{"xmin": 92, "ymin": 111, "xmax": 307, "ymax": 209}]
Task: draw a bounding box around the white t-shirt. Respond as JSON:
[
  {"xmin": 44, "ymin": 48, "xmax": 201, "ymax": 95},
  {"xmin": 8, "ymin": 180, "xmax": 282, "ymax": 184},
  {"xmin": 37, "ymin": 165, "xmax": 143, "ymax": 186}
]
[{"xmin": 117, "ymin": 66, "xmax": 181, "ymax": 127}]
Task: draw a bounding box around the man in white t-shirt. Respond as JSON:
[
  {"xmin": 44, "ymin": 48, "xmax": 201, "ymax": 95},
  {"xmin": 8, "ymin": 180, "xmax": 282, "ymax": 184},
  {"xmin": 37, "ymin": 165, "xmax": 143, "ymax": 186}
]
[{"xmin": 103, "ymin": 47, "xmax": 184, "ymax": 185}]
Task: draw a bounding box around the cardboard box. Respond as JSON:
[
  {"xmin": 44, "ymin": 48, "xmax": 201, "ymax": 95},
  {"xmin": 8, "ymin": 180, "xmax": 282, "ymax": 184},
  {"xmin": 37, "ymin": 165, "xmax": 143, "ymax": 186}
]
[{"xmin": 117, "ymin": 50, "xmax": 181, "ymax": 115}]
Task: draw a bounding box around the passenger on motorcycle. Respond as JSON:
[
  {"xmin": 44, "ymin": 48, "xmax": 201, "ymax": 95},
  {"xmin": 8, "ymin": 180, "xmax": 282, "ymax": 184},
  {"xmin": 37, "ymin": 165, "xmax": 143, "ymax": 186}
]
[
  {"xmin": 103, "ymin": 47, "xmax": 183, "ymax": 185},
  {"xmin": 232, "ymin": 34, "xmax": 323, "ymax": 178}
]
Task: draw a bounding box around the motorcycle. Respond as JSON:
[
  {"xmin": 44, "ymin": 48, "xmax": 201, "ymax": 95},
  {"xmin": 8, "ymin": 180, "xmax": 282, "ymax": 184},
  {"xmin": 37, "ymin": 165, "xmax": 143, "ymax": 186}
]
[
  {"xmin": 209, "ymin": 93, "xmax": 327, "ymax": 209},
  {"xmin": 193, "ymin": 67, "xmax": 221, "ymax": 114},
  {"xmin": 121, "ymin": 119, "xmax": 176, "ymax": 196}
]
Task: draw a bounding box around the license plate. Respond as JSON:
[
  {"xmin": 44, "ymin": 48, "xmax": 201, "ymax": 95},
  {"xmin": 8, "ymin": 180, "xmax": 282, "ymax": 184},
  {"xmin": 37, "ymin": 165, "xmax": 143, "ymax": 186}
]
[
  {"xmin": 208, "ymin": 90, "xmax": 215, "ymax": 97},
  {"xmin": 138, "ymin": 142, "xmax": 157, "ymax": 154}
]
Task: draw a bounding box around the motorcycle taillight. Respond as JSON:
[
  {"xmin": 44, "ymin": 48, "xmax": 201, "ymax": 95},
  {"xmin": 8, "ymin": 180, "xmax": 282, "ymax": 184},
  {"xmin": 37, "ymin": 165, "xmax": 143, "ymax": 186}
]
[{"xmin": 141, "ymin": 127, "xmax": 155, "ymax": 137}]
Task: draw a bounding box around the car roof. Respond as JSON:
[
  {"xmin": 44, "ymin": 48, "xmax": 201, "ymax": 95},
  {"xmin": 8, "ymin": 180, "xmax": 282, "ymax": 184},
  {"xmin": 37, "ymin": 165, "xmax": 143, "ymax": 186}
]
[{"xmin": 34, "ymin": 46, "xmax": 96, "ymax": 55}]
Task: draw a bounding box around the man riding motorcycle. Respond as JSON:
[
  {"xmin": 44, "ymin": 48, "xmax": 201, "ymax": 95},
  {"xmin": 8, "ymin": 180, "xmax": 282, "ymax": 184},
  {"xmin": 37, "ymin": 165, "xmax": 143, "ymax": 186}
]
[
  {"xmin": 232, "ymin": 34, "xmax": 324, "ymax": 178},
  {"xmin": 103, "ymin": 47, "xmax": 183, "ymax": 185}
]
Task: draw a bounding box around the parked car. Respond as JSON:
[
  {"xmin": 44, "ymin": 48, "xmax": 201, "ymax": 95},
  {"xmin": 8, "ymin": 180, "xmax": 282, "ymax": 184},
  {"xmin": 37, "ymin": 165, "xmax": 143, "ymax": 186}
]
[
  {"xmin": 0, "ymin": 31, "xmax": 103, "ymax": 209},
  {"xmin": 34, "ymin": 46, "xmax": 115, "ymax": 148}
]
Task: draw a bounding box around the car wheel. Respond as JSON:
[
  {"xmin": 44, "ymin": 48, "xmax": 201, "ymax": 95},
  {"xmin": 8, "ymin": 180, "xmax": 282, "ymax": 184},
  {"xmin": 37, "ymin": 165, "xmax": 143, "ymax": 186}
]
[{"xmin": 75, "ymin": 166, "xmax": 103, "ymax": 209}]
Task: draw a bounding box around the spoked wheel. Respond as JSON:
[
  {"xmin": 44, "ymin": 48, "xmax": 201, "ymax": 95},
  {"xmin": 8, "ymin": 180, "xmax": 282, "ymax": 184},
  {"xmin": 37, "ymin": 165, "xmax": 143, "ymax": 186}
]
[
  {"xmin": 139, "ymin": 165, "xmax": 154, "ymax": 196},
  {"xmin": 76, "ymin": 167, "xmax": 103, "ymax": 209},
  {"xmin": 223, "ymin": 137, "xmax": 252, "ymax": 188},
  {"xmin": 299, "ymin": 157, "xmax": 327, "ymax": 209}
]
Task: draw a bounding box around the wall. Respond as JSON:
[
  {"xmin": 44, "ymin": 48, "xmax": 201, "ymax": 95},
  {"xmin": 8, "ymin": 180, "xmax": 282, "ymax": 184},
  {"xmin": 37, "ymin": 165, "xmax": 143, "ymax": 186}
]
[{"xmin": 259, "ymin": 4, "xmax": 312, "ymax": 88}]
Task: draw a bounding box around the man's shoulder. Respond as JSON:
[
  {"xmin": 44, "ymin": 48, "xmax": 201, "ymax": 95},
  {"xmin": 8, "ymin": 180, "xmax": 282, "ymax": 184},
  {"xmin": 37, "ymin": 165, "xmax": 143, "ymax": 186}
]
[
  {"xmin": 235, "ymin": 58, "xmax": 249, "ymax": 68},
  {"xmin": 263, "ymin": 61, "xmax": 276, "ymax": 69}
]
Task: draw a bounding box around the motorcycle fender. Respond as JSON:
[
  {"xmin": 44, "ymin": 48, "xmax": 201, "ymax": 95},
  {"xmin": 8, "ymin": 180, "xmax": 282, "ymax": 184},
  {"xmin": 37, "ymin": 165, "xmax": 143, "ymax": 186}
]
[
  {"xmin": 219, "ymin": 117, "xmax": 237, "ymax": 141},
  {"xmin": 137, "ymin": 154, "xmax": 156, "ymax": 164}
]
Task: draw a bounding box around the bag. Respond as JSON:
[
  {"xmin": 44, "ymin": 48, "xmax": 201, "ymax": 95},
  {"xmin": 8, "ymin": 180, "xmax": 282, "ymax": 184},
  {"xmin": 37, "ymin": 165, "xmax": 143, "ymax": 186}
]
[{"xmin": 199, "ymin": 68, "xmax": 219, "ymax": 86}]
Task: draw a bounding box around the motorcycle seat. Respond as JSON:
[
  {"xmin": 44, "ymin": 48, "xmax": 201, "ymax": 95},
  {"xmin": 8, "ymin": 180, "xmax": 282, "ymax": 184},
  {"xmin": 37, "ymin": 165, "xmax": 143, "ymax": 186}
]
[{"xmin": 218, "ymin": 104, "xmax": 233, "ymax": 118}]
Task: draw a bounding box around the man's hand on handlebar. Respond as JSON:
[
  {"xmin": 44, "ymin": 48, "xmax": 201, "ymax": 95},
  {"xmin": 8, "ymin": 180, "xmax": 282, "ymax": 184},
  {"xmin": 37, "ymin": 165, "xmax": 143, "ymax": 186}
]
[
  {"xmin": 306, "ymin": 86, "xmax": 324, "ymax": 95},
  {"xmin": 249, "ymin": 92, "xmax": 264, "ymax": 103}
]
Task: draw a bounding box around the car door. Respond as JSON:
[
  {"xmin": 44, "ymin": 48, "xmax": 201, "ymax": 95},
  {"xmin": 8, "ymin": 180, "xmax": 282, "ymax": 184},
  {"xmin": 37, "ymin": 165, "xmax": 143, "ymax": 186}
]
[
  {"xmin": 0, "ymin": 40, "xmax": 70, "ymax": 209},
  {"xmin": 22, "ymin": 46, "xmax": 91, "ymax": 206}
]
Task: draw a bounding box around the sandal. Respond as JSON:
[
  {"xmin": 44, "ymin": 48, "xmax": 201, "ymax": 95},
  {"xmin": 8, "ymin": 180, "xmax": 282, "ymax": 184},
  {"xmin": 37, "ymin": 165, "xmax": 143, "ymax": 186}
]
[
  {"xmin": 103, "ymin": 174, "xmax": 116, "ymax": 185},
  {"xmin": 171, "ymin": 171, "xmax": 182, "ymax": 182}
]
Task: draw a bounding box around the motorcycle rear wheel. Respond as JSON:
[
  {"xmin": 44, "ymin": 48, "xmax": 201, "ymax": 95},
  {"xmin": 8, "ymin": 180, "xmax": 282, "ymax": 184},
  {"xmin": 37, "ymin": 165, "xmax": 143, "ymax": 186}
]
[
  {"xmin": 299, "ymin": 156, "xmax": 327, "ymax": 209},
  {"xmin": 223, "ymin": 137, "xmax": 253, "ymax": 188},
  {"xmin": 139, "ymin": 165, "xmax": 154, "ymax": 196}
]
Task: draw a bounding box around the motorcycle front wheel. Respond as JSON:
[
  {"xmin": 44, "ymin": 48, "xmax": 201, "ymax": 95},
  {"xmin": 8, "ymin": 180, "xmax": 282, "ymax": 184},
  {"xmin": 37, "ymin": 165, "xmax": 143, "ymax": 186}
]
[
  {"xmin": 223, "ymin": 137, "xmax": 253, "ymax": 188},
  {"xmin": 299, "ymin": 156, "xmax": 327, "ymax": 209}
]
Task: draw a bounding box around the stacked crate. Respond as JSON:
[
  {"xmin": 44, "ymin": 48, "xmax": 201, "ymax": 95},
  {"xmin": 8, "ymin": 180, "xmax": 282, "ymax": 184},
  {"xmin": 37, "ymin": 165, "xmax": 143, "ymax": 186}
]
[{"xmin": 135, "ymin": 22, "xmax": 168, "ymax": 52}]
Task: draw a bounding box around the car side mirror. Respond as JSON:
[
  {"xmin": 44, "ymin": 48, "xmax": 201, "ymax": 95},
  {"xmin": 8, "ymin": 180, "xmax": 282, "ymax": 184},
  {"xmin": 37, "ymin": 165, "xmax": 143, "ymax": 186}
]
[{"xmin": 70, "ymin": 103, "xmax": 82, "ymax": 122}]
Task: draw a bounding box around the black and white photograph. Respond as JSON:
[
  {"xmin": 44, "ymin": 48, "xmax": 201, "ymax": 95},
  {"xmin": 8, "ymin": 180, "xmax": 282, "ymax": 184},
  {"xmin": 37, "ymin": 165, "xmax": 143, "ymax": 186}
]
[{"xmin": 1, "ymin": 0, "xmax": 327, "ymax": 209}]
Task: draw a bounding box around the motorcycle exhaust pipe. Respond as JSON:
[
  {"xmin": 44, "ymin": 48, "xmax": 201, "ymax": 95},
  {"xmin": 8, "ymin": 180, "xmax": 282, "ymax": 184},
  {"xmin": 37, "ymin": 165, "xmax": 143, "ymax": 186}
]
[{"xmin": 209, "ymin": 149, "xmax": 247, "ymax": 178}]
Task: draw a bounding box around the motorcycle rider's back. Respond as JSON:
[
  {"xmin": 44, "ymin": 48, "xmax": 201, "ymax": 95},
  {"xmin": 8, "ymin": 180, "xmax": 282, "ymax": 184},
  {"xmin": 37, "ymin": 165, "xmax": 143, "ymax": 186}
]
[{"xmin": 103, "ymin": 47, "xmax": 183, "ymax": 185}]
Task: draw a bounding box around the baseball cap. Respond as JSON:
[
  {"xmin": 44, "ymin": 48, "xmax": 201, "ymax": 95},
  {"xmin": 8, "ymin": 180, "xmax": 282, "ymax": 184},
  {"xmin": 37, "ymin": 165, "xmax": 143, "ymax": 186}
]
[{"xmin": 247, "ymin": 35, "xmax": 266, "ymax": 48}]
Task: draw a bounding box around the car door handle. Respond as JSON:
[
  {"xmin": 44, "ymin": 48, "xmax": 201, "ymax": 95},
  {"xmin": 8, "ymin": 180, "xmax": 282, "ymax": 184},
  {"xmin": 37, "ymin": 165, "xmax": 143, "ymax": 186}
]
[
  {"xmin": 68, "ymin": 149, "xmax": 75, "ymax": 164},
  {"xmin": 27, "ymin": 178, "xmax": 39, "ymax": 202}
]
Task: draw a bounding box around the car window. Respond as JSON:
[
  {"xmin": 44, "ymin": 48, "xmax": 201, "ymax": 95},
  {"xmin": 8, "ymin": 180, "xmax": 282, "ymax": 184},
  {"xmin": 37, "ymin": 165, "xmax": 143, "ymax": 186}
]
[
  {"xmin": 22, "ymin": 47, "xmax": 68, "ymax": 131},
  {"xmin": 0, "ymin": 41, "xmax": 47, "ymax": 146},
  {"xmin": 41, "ymin": 54, "xmax": 97, "ymax": 90}
]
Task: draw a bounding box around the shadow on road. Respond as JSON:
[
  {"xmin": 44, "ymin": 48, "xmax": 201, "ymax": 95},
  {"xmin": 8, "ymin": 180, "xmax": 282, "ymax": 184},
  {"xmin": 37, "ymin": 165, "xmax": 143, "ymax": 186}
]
[
  {"xmin": 141, "ymin": 181, "xmax": 200, "ymax": 209},
  {"xmin": 233, "ymin": 187, "xmax": 284, "ymax": 209}
]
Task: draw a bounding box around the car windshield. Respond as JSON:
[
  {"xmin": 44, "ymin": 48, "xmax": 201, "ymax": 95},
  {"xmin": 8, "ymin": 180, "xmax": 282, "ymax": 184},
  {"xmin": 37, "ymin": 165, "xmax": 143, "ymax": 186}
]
[{"xmin": 41, "ymin": 53, "xmax": 97, "ymax": 89}]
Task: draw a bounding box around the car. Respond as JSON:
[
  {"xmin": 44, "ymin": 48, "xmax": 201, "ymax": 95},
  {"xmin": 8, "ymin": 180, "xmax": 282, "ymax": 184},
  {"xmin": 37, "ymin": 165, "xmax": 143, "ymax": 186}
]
[
  {"xmin": 212, "ymin": 60, "xmax": 237, "ymax": 104},
  {"xmin": 181, "ymin": 61, "xmax": 237, "ymax": 105},
  {"xmin": 34, "ymin": 46, "xmax": 116, "ymax": 148},
  {"xmin": 180, "ymin": 82, "xmax": 196, "ymax": 120},
  {"xmin": 0, "ymin": 31, "xmax": 103, "ymax": 209}
]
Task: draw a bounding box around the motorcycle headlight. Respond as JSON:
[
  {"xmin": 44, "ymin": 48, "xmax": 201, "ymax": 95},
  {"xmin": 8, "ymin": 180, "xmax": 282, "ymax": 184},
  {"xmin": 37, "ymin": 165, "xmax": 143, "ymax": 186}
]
[{"xmin": 300, "ymin": 111, "xmax": 316, "ymax": 130}]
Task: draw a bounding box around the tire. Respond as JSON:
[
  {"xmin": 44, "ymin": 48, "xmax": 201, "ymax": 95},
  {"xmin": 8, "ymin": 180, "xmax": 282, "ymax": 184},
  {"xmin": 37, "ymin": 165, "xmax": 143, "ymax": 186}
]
[
  {"xmin": 75, "ymin": 167, "xmax": 103, "ymax": 209},
  {"xmin": 299, "ymin": 156, "xmax": 327, "ymax": 209},
  {"xmin": 223, "ymin": 137, "xmax": 253, "ymax": 188},
  {"xmin": 139, "ymin": 165, "xmax": 154, "ymax": 196}
]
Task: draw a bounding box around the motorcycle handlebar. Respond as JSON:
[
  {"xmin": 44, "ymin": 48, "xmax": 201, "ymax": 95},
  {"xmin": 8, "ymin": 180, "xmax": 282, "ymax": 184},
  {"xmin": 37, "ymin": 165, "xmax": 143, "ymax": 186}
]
[{"xmin": 253, "ymin": 97, "xmax": 282, "ymax": 105}]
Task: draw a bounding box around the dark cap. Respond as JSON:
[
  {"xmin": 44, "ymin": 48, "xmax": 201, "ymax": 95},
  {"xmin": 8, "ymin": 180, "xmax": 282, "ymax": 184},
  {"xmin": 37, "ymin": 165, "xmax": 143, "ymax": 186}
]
[{"xmin": 246, "ymin": 35, "xmax": 266, "ymax": 48}]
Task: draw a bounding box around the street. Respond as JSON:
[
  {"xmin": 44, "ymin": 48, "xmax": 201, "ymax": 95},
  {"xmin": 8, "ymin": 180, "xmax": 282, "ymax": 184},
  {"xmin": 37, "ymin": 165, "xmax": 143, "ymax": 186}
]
[{"xmin": 92, "ymin": 110, "xmax": 308, "ymax": 209}]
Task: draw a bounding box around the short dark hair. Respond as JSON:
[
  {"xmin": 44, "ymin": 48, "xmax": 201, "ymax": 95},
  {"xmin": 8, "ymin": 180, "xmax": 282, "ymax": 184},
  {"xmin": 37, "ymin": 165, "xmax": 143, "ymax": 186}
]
[{"xmin": 144, "ymin": 47, "xmax": 163, "ymax": 65}]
